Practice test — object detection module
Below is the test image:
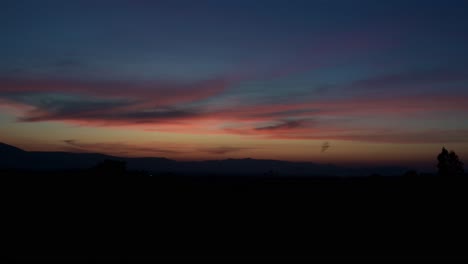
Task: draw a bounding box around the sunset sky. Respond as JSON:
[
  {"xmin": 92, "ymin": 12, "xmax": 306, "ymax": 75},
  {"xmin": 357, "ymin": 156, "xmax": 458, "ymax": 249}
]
[{"xmin": 1, "ymin": 0, "xmax": 468, "ymax": 169}]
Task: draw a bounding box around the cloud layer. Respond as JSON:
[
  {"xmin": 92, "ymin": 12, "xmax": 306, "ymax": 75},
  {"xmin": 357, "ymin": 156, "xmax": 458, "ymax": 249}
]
[{"xmin": 1, "ymin": 70, "xmax": 467, "ymax": 145}]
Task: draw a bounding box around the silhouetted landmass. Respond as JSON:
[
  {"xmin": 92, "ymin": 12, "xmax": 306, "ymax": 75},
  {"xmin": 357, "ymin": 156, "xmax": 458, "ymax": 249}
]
[
  {"xmin": 2, "ymin": 142, "xmax": 468, "ymax": 261},
  {"xmin": 0, "ymin": 142, "xmax": 409, "ymax": 176},
  {"xmin": 0, "ymin": 142, "xmax": 24, "ymax": 153}
]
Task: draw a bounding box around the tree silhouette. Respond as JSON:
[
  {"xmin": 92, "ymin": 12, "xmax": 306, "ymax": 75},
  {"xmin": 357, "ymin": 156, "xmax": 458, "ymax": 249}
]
[{"xmin": 437, "ymin": 147, "xmax": 464, "ymax": 177}]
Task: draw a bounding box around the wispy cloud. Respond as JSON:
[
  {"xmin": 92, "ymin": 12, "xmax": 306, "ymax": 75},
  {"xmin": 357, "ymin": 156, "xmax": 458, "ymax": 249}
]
[
  {"xmin": 62, "ymin": 139, "xmax": 184, "ymax": 155},
  {"xmin": 0, "ymin": 77, "xmax": 230, "ymax": 106},
  {"xmin": 232, "ymin": 29, "xmax": 399, "ymax": 82},
  {"xmin": 321, "ymin": 142, "xmax": 330, "ymax": 153},
  {"xmin": 0, "ymin": 76, "xmax": 229, "ymax": 125},
  {"xmin": 1, "ymin": 70, "xmax": 468, "ymax": 145},
  {"xmin": 350, "ymin": 67, "xmax": 468, "ymax": 91},
  {"xmin": 198, "ymin": 146, "xmax": 255, "ymax": 155},
  {"xmin": 255, "ymin": 120, "xmax": 305, "ymax": 131},
  {"xmin": 322, "ymin": 130, "xmax": 468, "ymax": 144}
]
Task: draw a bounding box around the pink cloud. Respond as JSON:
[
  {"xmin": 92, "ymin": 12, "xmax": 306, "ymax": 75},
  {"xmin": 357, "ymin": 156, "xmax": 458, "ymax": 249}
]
[
  {"xmin": 62, "ymin": 139, "xmax": 185, "ymax": 156},
  {"xmin": 0, "ymin": 77, "xmax": 230, "ymax": 107},
  {"xmin": 1, "ymin": 74, "xmax": 468, "ymax": 144},
  {"xmin": 229, "ymin": 29, "xmax": 400, "ymax": 82},
  {"xmin": 0, "ymin": 76, "xmax": 231, "ymax": 126},
  {"xmin": 204, "ymin": 94, "xmax": 468, "ymax": 122}
]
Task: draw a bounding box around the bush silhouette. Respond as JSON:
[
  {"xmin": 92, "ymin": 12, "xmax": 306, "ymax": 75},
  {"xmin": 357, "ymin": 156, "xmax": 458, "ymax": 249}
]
[{"xmin": 437, "ymin": 147, "xmax": 464, "ymax": 177}]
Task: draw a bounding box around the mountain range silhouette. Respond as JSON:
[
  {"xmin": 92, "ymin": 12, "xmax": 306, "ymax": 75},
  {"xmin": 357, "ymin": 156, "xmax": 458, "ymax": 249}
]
[
  {"xmin": 0, "ymin": 142, "xmax": 408, "ymax": 176},
  {"xmin": 0, "ymin": 142, "xmax": 24, "ymax": 153}
]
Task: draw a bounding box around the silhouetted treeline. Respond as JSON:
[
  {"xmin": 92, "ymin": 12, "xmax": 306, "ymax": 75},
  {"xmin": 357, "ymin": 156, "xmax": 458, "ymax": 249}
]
[{"xmin": 438, "ymin": 147, "xmax": 464, "ymax": 177}]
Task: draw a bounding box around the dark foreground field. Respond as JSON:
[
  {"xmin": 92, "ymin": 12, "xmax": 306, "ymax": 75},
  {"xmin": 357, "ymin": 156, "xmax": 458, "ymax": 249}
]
[{"xmin": 3, "ymin": 171, "xmax": 468, "ymax": 262}]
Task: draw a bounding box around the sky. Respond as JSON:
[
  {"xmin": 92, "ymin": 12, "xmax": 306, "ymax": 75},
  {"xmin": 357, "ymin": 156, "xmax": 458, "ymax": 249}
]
[{"xmin": 1, "ymin": 0, "xmax": 468, "ymax": 170}]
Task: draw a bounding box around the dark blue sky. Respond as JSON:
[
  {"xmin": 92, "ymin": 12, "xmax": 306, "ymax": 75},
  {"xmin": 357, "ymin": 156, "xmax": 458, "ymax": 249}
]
[{"xmin": 2, "ymin": 0, "xmax": 467, "ymax": 80}]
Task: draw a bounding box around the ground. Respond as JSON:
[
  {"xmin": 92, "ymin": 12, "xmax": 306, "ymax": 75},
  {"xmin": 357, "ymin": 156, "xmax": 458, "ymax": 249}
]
[{"xmin": 3, "ymin": 171, "xmax": 468, "ymax": 261}]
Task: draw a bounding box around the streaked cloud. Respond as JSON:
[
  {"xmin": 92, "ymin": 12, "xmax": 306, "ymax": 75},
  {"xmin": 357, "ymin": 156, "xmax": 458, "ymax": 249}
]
[
  {"xmin": 350, "ymin": 67, "xmax": 468, "ymax": 91},
  {"xmin": 1, "ymin": 74, "xmax": 468, "ymax": 145},
  {"xmin": 62, "ymin": 139, "xmax": 184, "ymax": 155},
  {"xmin": 321, "ymin": 142, "xmax": 330, "ymax": 153},
  {"xmin": 255, "ymin": 120, "xmax": 305, "ymax": 131},
  {"xmin": 198, "ymin": 146, "xmax": 256, "ymax": 155}
]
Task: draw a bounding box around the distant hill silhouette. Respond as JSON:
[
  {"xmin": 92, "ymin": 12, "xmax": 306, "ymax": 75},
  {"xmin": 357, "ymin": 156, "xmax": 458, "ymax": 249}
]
[
  {"xmin": 0, "ymin": 142, "xmax": 25, "ymax": 154},
  {"xmin": 0, "ymin": 142, "xmax": 409, "ymax": 176}
]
